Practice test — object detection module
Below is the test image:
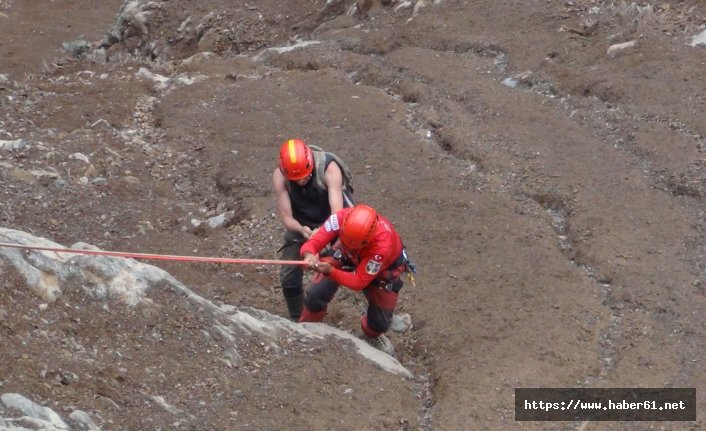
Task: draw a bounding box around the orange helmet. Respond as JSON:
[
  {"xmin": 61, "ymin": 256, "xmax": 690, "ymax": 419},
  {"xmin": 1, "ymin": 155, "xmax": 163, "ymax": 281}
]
[
  {"xmin": 279, "ymin": 139, "xmax": 314, "ymax": 181},
  {"xmin": 340, "ymin": 205, "xmax": 379, "ymax": 250}
]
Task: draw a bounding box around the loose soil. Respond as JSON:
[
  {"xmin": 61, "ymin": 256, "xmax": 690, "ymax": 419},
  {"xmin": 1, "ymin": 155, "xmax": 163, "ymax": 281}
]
[{"xmin": 1, "ymin": 0, "xmax": 705, "ymax": 430}]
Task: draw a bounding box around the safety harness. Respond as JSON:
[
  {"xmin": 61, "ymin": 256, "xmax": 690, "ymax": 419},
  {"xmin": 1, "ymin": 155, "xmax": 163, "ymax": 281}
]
[
  {"xmin": 323, "ymin": 246, "xmax": 418, "ymax": 291},
  {"xmin": 378, "ymin": 247, "xmax": 417, "ymax": 290}
]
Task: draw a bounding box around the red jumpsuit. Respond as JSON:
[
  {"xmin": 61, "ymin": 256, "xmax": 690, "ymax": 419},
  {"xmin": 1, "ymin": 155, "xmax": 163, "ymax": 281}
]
[{"xmin": 299, "ymin": 208, "xmax": 405, "ymax": 337}]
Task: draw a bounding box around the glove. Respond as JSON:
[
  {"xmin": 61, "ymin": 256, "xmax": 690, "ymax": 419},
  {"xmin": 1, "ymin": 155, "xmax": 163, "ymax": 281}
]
[
  {"xmin": 303, "ymin": 252, "xmax": 318, "ymax": 268},
  {"xmin": 319, "ymin": 255, "xmax": 343, "ymax": 270}
]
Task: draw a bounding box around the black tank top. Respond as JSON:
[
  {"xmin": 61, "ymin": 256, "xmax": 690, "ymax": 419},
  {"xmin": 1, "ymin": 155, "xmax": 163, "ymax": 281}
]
[{"xmin": 288, "ymin": 154, "xmax": 336, "ymax": 228}]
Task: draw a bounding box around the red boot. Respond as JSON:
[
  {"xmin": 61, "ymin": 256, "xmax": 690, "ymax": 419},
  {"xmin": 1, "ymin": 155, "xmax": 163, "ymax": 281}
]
[
  {"xmin": 360, "ymin": 315, "xmax": 381, "ymax": 337},
  {"xmin": 299, "ymin": 307, "xmax": 326, "ymax": 322}
]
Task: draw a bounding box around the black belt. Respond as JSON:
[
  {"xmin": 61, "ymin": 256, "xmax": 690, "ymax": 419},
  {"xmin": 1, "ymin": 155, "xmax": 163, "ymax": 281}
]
[{"xmin": 373, "ymin": 278, "xmax": 403, "ymax": 293}]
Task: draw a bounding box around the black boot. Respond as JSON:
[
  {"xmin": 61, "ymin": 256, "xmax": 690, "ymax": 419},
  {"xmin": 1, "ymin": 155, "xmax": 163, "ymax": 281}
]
[{"xmin": 284, "ymin": 293, "xmax": 303, "ymax": 321}]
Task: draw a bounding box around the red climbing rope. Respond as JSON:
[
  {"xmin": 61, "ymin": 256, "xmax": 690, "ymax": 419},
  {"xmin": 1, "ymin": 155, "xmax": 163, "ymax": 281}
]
[{"xmin": 0, "ymin": 242, "xmax": 307, "ymax": 266}]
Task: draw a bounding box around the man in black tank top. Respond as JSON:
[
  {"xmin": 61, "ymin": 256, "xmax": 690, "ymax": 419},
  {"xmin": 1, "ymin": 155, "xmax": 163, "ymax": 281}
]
[{"xmin": 272, "ymin": 139, "xmax": 352, "ymax": 320}]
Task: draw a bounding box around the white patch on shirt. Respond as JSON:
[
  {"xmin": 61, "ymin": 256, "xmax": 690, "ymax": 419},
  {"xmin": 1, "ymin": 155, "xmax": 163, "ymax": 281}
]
[
  {"xmin": 325, "ymin": 214, "xmax": 340, "ymax": 232},
  {"xmin": 365, "ymin": 258, "xmax": 382, "ymax": 275}
]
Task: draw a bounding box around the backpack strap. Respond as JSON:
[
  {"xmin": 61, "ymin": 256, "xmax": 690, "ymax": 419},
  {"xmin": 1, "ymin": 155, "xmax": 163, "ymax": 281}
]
[
  {"xmin": 309, "ymin": 145, "xmax": 354, "ymax": 194},
  {"xmin": 311, "ymin": 149, "xmax": 329, "ymax": 191}
]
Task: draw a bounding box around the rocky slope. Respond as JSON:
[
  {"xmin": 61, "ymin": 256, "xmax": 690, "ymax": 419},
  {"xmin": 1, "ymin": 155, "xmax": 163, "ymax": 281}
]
[{"xmin": 1, "ymin": 0, "xmax": 705, "ymax": 429}]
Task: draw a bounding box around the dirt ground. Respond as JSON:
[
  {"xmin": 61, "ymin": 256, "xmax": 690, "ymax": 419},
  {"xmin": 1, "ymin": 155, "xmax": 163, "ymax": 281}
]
[{"xmin": 1, "ymin": 0, "xmax": 705, "ymax": 430}]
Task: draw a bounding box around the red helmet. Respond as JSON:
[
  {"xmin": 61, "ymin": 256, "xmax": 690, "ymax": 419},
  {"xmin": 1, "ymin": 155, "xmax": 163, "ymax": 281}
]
[
  {"xmin": 279, "ymin": 139, "xmax": 313, "ymax": 181},
  {"xmin": 340, "ymin": 205, "xmax": 379, "ymax": 250}
]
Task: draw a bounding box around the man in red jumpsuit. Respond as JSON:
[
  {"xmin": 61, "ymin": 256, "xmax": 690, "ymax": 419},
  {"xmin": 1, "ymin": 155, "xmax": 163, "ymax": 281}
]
[{"xmin": 299, "ymin": 204, "xmax": 410, "ymax": 355}]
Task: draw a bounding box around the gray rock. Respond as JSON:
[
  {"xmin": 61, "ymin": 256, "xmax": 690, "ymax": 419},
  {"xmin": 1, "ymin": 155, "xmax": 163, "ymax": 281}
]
[
  {"xmin": 0, "ymin": 393, "xmax": 69, "ymax": 429},
  {"xmin": 0, "ymin": 228, "xmax": 173, "ymax": 304},
  {"xmin": 197, "ymin": 28, "xmax": 219, "ymax": 53},
  {"xmin": 69, "ymin": 410, "xmax": 101, "ymax": 431},
  {"xmin": 69, "ymin": 152, "xmax": 90, "ymax": 164},
  {"xmin": 607, "ymin": 40, "xmax": 637, "ymax": 58},
  {"xmin": 91, "ymin": 48, "xmax": 108, "ymax": 64},
  {"xmin": 413, "ymin": 0, "xmax": 431, "ymax": 18},
  {"xmin": 690, "ymin": 29, "xmax": 706, "ymax": 47},
  {"xmin": 101, "ymin": 0, "xmax": 161, "ymax": 58},
  {"xmin": 136, "ymin": 67, "xmax": 170, "ymax": 90},
  {"xmin": 0, "ymin": 138, "xmax": 26, "ymax": 151},
  {"xmin": 390, "ymin": 313, "xmax": 413, "ymax": 332},
  {"xmin": 180, "ymin": 52, "xmax": 217, "ymax": 68},
  {"xmin": 205, "ymin": 210, "xmax": 238, "ymax": 229},
  {"xmin": 62, "ymin": 40, "xmax": 91, "ymax": 58}
]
